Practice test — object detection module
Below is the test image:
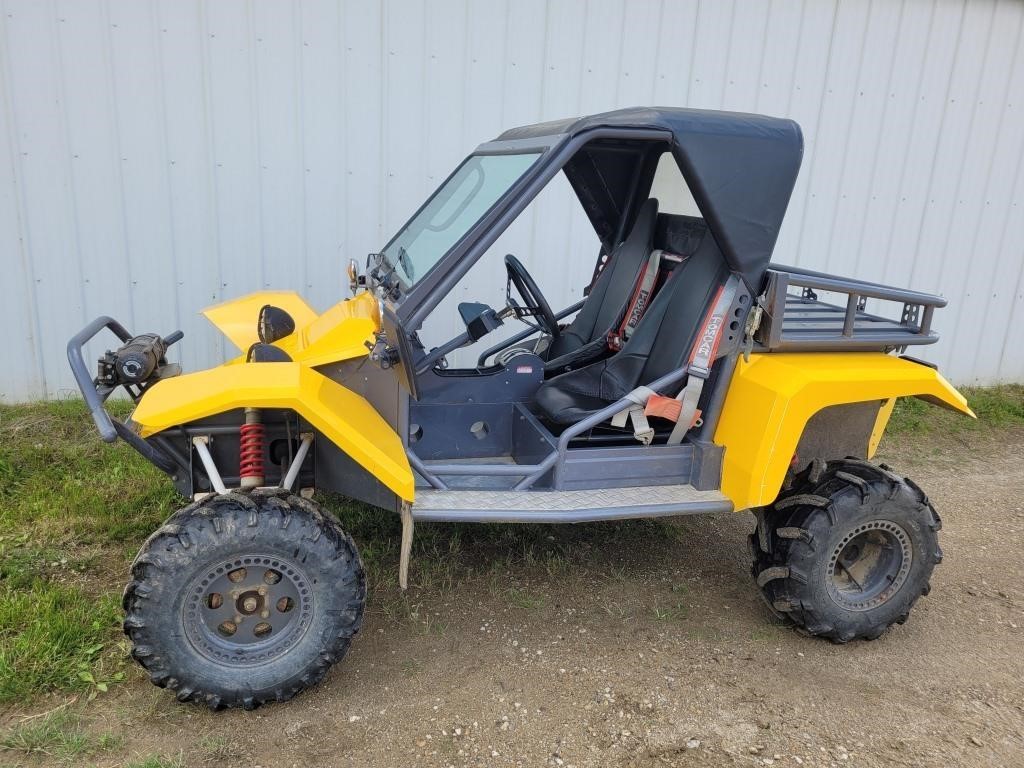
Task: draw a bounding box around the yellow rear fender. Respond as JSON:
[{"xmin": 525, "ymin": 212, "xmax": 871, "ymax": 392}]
[
  {"xmin": 130, "ymin": 363, "xmax": 414, "ymax": 501},
  {"xmin": 714, "ymin": 353, "xmax": 974, "ymax": 511}
]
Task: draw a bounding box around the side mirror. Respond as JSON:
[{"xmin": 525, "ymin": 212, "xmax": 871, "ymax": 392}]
[
  {"xmin": 347, "ymin": 258, "xmax": 361, "ymax": 296},
  {"xmin": 458, "ymin": 302, "xmax": 504, "ymax": 342},
  {"xmin": 257, "ymin": 304, "xmax": 296, "ymax": 344}
]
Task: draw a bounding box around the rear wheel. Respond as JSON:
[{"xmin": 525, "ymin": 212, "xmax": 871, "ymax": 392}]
[
  {"xmin": 123, "ymin": 489, "xmax": 365, "ymax": 709},
  {"xmin": 751, "ymin": 459, "xmax": 942, "ymax": 642}
]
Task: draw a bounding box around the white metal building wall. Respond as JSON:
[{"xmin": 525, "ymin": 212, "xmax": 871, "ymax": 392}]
[{"xmin": 2, "ymin": 0, "xmax": 1023, "ymax": 400}]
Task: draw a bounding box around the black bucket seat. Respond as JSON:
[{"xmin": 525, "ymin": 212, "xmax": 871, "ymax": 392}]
[
  {"xmin": 534, "ymin": 231, "xmax": 729, "ymax": 427},
  {"xmin": 542, "ymin": 199, "xmax": 659, "ymax": 372}
]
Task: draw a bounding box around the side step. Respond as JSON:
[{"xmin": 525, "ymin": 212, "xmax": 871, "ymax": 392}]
[{"xmin": 411, "ymin": 484, "xmax": 732, "ymax": 523}]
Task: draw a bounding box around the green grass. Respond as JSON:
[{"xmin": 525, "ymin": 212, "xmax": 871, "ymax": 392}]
[
  {"xmin": 0, "ymin": 387, "xmax": 1020, "ymax": 705},
  {"xmin": 0, "ymin": 584, "xmax": 123, "ymax": 700},
  {"xmin": 0, "ymin": 711, "xmax": 122, "ymax": 760},
  {"xmin": 123, "ymin": 754, "xmax": 185, "ymax": 768},
  {"xmin": 0, "ymin": 399, "xmax": 174, "ymax": 704},
  {"xmin": 888, "ymin": 384, "xmax": 1024, "ymax": 435}
]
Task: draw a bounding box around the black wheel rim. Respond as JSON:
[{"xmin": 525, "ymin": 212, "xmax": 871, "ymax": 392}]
[
  {"xmin": 826, "ymin": 520, "xmax": 913, "ymax": 612},
  {"xmin": 183, "ymin": 554, "xmax": 313, "ymax": 666}
]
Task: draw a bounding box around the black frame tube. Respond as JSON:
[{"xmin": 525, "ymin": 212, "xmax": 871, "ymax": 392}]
[
  {"xmin": 67, "ymin": 315, "xmax": 180, "ymax": 477},
  {"xmin": 66, "ymin": 316, "xmax": 132, "ymax": 442}
]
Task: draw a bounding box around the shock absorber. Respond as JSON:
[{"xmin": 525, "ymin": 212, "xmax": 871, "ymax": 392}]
[{"xmin": 239, "ymin": 408, "xmax": 265, "ymax": 488}]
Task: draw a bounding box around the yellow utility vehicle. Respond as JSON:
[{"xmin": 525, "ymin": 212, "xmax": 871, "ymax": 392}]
[{"xmin": 69, "ymin": 108, "xmax": 973, "ymax": 710}]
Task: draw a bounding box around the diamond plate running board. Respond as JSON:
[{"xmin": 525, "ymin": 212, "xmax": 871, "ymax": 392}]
[{"xmin": 411, "ymin": 485, "xmax": 732, "ymax": 523}]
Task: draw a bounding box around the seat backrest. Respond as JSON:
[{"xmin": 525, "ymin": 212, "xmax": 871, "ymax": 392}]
[
  {"xmin": 576, "ymin": 233, "xmax": 730, "ymax": 400},
  {"xmin": 631, "ymin": 235, "xmax": 730, "ymax": 385},
  {"xmin": 547, "ymin": 199, "xmax": 659, "ymax": 358}
]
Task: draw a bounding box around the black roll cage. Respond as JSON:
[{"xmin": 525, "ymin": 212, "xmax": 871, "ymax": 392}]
[{"xmin": 387, "ymin": 127, "xmax": 674, "ymax": 335}]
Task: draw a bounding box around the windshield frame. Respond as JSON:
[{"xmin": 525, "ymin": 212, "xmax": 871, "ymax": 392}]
[
  {"xmin": 372, "ymin": 138, "xmax": 561, "ymax": 301},
  {"xmin": 374, "ymin": 145, "xmax": 550, "ymax": 297}
]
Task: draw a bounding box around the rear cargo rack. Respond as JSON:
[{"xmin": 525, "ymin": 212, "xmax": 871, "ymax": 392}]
[{"xmin": 756, "ymin": 265, "xmax": 945, "ymax": 353}]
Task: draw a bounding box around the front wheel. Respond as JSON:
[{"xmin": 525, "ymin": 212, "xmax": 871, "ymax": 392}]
[
  {"xmin": 751, "ymin": 459, "xmax": 942, "ymax": 643},
  {"xmin": 123, "ymin": 489, "xmax": 365, "ymax": 709}
]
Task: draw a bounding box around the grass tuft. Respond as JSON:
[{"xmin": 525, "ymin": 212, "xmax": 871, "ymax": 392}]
[
  {"xmin": 0, "ymin": 584, "xmax": 124, "ymax": 701},
  {"xmin": 123, "ymin": 754, "xmax": 186, "ymax": 768},
  {"xmin": 0, "ymin": 711, "xmax": 121, "ymax": 759}
]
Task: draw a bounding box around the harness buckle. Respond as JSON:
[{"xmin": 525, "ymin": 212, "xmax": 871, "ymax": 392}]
[{"xmin": 688, "ymin": 364, "xmax": 712, "ymax": 380}]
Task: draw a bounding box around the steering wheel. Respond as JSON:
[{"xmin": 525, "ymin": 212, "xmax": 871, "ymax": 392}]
[{"xmin": 504, "ymin": 254, "xmax": 561, "ymax": 339}]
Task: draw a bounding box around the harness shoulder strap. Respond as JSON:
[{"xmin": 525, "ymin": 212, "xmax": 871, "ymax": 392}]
[
  {"xmin": 608, "ymin": 249, "xmax": 667, "ymax": 351},
  {"xmin": 610, "ymin": 275, "xmax": 739, "ymax": 446},
  {"xmin": 666, "ymin": 275, "xmax": 740, "ymax": 445}
]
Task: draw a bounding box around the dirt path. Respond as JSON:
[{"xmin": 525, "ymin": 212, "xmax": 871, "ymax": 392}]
[{"xmin": 6, "ymin": 431, "xmax": 1024, "ymax": 768}]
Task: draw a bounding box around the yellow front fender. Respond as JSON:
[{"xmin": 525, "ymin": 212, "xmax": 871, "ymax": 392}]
[
  {"xmin": 714, "ymin": 353, "xmax": 974, "ymax": 511},
  {"xmin": 130, "ymin": 363, "xmax": 414, "ymax": 501}
]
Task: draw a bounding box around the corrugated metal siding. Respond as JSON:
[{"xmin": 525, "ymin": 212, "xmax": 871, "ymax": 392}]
[{"xmin": 2, "ymin": 0, "xmax": 1023, "ymax": 400}]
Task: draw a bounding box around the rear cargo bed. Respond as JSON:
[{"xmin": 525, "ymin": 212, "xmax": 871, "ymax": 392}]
[{"xmin": 755, "ymin": 265, "xmax": 944, "ymax": 353}]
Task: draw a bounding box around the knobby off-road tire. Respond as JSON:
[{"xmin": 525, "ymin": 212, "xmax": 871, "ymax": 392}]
[
  {"xmin": 750, "ymin": 458, "xmax": 942, "ymax": 643},
  {"xmin": 123, "ymin": 489, "xmax": 365, "ymax": 710}
]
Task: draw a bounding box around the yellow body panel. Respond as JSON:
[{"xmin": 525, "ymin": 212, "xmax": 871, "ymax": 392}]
[
  {"xmin": 202, "ymin": 291, "xmax": 319, "ymax": 354},
  {"xmin": 289, "ymin": 292, "xmax": 379, "ymax": 367},
  {"xmin": 202, "ymin": 291, "xmax": 380, "ymax": 367},
  {"xmin": 131, "ymin": 362, "xmax": 414, "ymax": 502},
  {"xmin": 868, "ymin": 397, "xmax": 897, "ymax": 456},
  {"xmin": 714, "ymin": 353, "xmax": 974, "ymax": 511}
]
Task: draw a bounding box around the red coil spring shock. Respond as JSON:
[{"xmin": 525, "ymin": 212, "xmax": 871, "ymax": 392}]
[{"xmin": 239, "ymin": 408, "xmax": 265, "ymax": 488}]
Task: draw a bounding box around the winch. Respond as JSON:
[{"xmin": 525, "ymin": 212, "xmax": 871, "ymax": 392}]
[{"xmin": 96, "ymin": 331, "xmax": 183, "ymax": 393}]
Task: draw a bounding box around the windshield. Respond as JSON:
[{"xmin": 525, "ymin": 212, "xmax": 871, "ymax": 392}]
[{"xmin": 379, "ymin": 152, "xmax": 541, "ymax": 288}]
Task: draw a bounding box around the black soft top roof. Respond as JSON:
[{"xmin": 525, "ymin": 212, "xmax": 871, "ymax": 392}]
[{"xmin": 494, "ymin": 107, "xmax": 803, "ymax": 288}]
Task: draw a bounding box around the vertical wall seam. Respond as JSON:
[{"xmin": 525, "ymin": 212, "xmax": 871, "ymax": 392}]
[
  {"xmin": 245, "ymin": 0, "xmax": 267, "ymax": 288},
  {"xmin": 949, "ymin": 0, "xmax": 1021, "ymax": 307},
  {"xmin": 718, "ymin": 0, "xmax": 738, "ymax": 109},
  {"xmin": 100, "ymin": 0, "xmax": 138, "ymax": 333},
  {"xmin": 684, "ymin": 0, "xmax": 702, "ymax": 106},
  {"xmin": 293, "ymin": 0, "xmax": 307, "ymax": 292},
  {"xmin": 850, "ymin": 0, "xmax": 906, "ymax": 278},
  {"xmin": 783, "ymin": 0, "xmax": 807, "ymax": 117},
  {"xmin": 923, "ymin": 1, "xmax": 996, "ymax": 296},
  {"xmin": 51, "ymin": 0, "xmax": 89, "ymax": 344},
  {"xmin": 793, "ymin": 0, "xmax": 840, "ymax": 265},
  {"xmin": 879, "ymin": 0, "xmax": 936, "ymax": 287},
  {"xmin": 821, "ymin": 0, "xmax": 873, "ymax": 275},
  {"xmin": 976, "ymin": 6, "xmax": 1024, "ymax": 378},
  {"xmin": 378, "ymin": 0, "xmax": 387, "ymax": 244},
  {"xmin": 906, "ymin": 0, "xmax": 968, "ymax": 287},
  {"xmin": 150, "ymin": 0, "xmax": 182, "ymax": 335},
  {"xmin": 0, "ymin": 0, "xmax": 45, "ymax": 396},
  {"xmin": 337, "ymin": 0, "xmax": 349, "ymax": 275},
  {"xmin": 753, "ymin": 0, "xmax": 773, "ymax": 114},
  {"xmin": 527, "ymin": 0, "xmax": 553, "ymax": 266},
  {"xmin": 498, "ymin": 0, "xmax": 510, "ymax": 129},
  {"xmin": 197, "ymin": 0, "xmax": 225, "ymax": 360}
]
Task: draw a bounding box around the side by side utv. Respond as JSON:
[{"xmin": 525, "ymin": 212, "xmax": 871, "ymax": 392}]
[{"xmin": 69, "ymin": 107, "xmax": 973, "ymax": 710}]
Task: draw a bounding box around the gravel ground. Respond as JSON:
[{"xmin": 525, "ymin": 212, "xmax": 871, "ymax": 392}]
[{"xmin": 4, "ymin": 429, "xmax": 1023, "ymax": 768}]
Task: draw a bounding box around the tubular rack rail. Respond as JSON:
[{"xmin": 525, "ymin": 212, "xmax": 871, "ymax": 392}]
[{"xmin": 756, "ymin": 265, "xmax": 946, "ymax": 353}]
